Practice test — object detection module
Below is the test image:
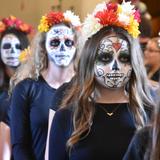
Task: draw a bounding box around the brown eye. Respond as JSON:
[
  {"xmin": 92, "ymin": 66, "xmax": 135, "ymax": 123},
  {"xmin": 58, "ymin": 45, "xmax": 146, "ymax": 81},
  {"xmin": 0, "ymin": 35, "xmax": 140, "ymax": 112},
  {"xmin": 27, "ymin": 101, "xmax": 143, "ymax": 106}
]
[
  {"xmin": 3, "ymin": 43, "xmax": 11, "ymax": 49},
  {"xmin": 118, "ymin": 53, "xmax": 130, "ymax": 63},
  {"xmin": 50, "ymin": 39, "xmax": 60, "ymax": 47},
  {"xmin": 65, "ymin": 39, "xmax": 74, "ymax": 47},
  {"xmin": 96, "ymin": 52, "xmax": 113, "ymax": 64}
]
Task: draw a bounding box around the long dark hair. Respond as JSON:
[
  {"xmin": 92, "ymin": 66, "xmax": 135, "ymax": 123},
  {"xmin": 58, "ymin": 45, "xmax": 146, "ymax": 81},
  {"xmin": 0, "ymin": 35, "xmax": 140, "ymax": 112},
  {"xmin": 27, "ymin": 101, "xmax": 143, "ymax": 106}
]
[
  {"xmin": 0, "ymin": 28, "xmax": 30, "ymax": 90},
  {"xmin": 60, "ymin": 25, "xmax": 154, "ymax": 149},
  {"xmin": 0, "ymin": 60, "xmax": 9, "ymax": 91}
]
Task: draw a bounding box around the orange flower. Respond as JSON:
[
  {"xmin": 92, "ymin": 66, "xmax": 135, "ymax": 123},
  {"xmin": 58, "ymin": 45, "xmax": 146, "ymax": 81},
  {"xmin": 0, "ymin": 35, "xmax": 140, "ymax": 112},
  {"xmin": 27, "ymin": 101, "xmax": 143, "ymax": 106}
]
[
  {"xmin": 0, "ymin": 21, "xmax": 6, "ymax": 32},
  {"xmin": 0, "ymin": 15, "xmax": 33, "ymax": 34},
  {"xmin": 46, "ymin": 12, "xmax": 64, "ymax": 26}
]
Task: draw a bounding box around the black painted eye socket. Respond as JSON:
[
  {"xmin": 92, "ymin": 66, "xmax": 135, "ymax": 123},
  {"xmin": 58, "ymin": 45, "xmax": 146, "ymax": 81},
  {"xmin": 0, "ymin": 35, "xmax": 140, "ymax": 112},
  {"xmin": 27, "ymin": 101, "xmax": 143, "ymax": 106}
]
[
  {"xmin": 50, "ymin": 39, "xmax": 60, "ymax": 47},
  {"xmin": 65, "ymin": 39, "xmax": 74, "ymax": 47},
  {"xmin": 118, "ymin": 53, "xmax": 130, "ymax": 63},
  {"xmin": 3, "ymin": 43, "xmax": 11, "ymax": 49},
  {"xmin": 96, "ymin": 52, "xmax": 113, "ymax": 64},
  {"xmin": 15, "ymin": 44, "xmax": 22, "ymax": 50}
]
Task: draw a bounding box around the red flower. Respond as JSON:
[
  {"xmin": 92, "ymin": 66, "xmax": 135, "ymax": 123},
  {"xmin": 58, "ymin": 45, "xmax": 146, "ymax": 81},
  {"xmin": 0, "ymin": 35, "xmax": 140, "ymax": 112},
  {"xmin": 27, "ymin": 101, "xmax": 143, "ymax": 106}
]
[
  {"xmin": 107, "ymin": 2, "xmax": 118, "ymax": 12},
  {"xmin": 95, "ymin": 9, "xmax": 118, "ymax": 26},
  {"xmin": 46, "ymin": 12, "xmax": 64, "ymax": 26},
  {"xmin": 0, "ymin": 16, "xmax": 33, "ymax": 34}
]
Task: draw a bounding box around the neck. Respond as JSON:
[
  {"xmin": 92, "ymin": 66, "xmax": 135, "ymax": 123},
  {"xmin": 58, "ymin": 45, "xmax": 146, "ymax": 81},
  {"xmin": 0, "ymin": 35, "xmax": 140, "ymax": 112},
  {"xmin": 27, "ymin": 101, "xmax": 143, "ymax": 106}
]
[
  {"xmin": 41, "ymin": 61, "xmax": 75, "ymax": 89},
  {"xmin": 95, "ymin": 84, "xmax": 129, "ymax": 103},
  {"xmin": 148, "ymin": 64, "xmax": 160, "ymax": 79}
]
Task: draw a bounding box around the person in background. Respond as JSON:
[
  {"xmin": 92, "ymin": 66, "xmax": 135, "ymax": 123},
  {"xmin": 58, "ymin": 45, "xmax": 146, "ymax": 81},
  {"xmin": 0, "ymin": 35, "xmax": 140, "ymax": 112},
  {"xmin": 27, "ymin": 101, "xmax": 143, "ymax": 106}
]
[
  {"xmin": 49, "ymin": 1, "xmax": 154, "ymax": 160},
  {"xmin": 0, "ymin": 15, "xmax": 32, "ymax": 160},
  {"xmin": 139, "ymin": 15, "xmax": 152, "ymax": 53},
  {"xmin": 10, "ymin": 10, "xmax": 81, "ymax": 160},
  {"xmin": 144, "ymin": 37, "xmax": 160, "ymax": 82},
  {"xmin": 123, "ymin": 89, "xmax": 160, "ymax": 160}
]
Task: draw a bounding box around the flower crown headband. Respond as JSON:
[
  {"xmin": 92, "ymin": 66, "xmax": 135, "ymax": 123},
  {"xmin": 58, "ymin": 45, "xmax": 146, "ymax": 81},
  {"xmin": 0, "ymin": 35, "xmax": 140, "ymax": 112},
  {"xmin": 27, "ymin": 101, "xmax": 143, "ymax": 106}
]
[
  {"xmin": 38, "ymin": 10, "xmax": 81, "ymax": 32},
  {"xmin": 82, "ymin": 1, "xmax": 141, "ymax": 40},
  {"xmin": 0, "ymin": 15, "xmax": 33, "ymax": 34}
]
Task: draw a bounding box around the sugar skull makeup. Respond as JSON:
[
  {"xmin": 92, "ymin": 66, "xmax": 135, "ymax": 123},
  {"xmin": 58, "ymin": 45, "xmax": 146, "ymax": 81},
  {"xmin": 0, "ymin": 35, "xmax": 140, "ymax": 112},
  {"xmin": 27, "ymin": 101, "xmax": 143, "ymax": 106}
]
[
  {"xmin": 94, "ymin": 35, "xmax": 132, "ymax": 88},
  {"xmin": 45, "ymin": 25, "xmax": 76, "ymax": 67},
  {"xmin": 1, "ymin": 34, "xmax": 21, "ymax": 67}
]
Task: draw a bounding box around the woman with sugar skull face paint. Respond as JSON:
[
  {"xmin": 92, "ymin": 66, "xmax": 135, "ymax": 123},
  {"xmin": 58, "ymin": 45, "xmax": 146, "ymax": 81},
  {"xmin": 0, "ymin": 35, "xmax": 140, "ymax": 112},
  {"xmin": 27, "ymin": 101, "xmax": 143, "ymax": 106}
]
[
  {"xmin": 10, "ymin": 11, "xmax": 81, "ymax": 160},
  {"xmin": 0, "ymin": 16, "xmax": 32, "ymax": 160},
  {"xmin": 48, "ymin": 2, "xmax": 155, "ymax": 160}
]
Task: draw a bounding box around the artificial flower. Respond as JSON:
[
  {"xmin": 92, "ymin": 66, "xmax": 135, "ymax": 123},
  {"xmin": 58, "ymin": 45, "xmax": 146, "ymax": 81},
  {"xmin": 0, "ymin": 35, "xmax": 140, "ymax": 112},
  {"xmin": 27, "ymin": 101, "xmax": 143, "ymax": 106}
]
[
  {"xmin": 82, "ymin": 1, "xmax": 141, "ymax": 39},
  {"xmin": 64, "ymin": 10, "xmax": 81, "ymax": 27},
  {"xmin": 0, "ymin": 15, "xmax": 33, "ymax": 34},
  {"xmin": 38, "ymin": 10, "xmax": 81, "ymax": 33},
  {"xmin": 82, "ymin": 14, "xmax": 101, "ymax": 40},
  {"xmin": 38, "ymin": 16, "xmax": 50, "ymax": 32},
  {"xmin": 19, "ymin": 47, "xmax": 31, "ymax": 63},
  {"xmin": 0, "ymin": 21, "xmax": 6, "ymax": 32}
]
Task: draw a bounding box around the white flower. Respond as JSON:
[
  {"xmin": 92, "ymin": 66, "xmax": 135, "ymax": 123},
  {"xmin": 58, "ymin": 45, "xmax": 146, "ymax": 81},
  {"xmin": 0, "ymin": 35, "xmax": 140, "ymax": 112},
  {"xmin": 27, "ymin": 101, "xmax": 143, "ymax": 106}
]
[
  {"xmin": 64, "ymin": 10, "xmax": 81, "ymax": 27},
  {"xmin": 93, "ymin": 1, "xmax": 107, "ymax": 15},
  {"xmin": 82, "ymin": 14, "xmax": 102, "ymax": 40},
  {"xmin": 118, "ymin": 13, "xmax": 130, "ymax": 25},
  {"xmin": 121, "ymin": 1, "xmax": 135, "ymax": 15}
]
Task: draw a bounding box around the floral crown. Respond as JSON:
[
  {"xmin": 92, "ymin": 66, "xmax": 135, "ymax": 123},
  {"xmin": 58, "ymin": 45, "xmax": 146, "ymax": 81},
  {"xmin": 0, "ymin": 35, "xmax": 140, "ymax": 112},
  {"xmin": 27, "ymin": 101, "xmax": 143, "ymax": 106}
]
[
  {"xmin": 38, "ymin": 10, "xmax": 81, "ymax": 32},
  {"xmin": 82, "ymin": 1, "xmax": 141, "ymax": 40},
  {"xmin": 0, "ymin": 15, "xmax": 33, "ymax": 34}
]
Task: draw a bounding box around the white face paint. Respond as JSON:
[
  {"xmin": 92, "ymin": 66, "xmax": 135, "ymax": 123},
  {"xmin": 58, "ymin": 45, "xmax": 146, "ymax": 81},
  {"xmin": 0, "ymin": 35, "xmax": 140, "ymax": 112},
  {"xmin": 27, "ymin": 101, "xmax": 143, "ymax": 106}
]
[
  {"xmin": 94, "ymin": 35, "xmax": 132, "ymax": 89},
  {"xmin": 45, "ymin": 25, "xmax": 76, "ymax": 67},
  {"xmin": 1, "ymin": 34, "xmax": 21, "ymax": 67}
]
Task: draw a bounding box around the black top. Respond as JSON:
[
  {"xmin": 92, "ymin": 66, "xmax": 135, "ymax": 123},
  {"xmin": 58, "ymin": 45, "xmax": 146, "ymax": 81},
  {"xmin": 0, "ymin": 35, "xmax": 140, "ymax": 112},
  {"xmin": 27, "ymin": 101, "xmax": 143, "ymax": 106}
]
[
  {"xmin": 151, "ymin": 70, "xmax": 160, "ymax": 82},
  {"xmin": 10, "ymin": 76, "xmax": 56, "ymax": 160},
  {"xmin": 50, "ymin": 79, "xmax": 73, "ymax": 110},
  {"xmin": 49, "ymin": 103, "xmax": 137, "ymax": 160},
  {"xmin": 0, "ymin": 90, "xmax": 10, "ymax": 125},
  {"xmin": 123, "ymin": 126, "xmax": 151, "ymax": 160}
]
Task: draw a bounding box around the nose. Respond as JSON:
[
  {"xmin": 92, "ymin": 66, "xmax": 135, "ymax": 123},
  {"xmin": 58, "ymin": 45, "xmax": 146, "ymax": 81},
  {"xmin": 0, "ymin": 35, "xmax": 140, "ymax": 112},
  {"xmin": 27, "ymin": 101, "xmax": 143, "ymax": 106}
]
[
  {"xmin": 60, "ymin": 44, "xmax": 65, "ymax": 52},
  {"xmin": 11, "ymin": 47, "xmax": 15, "ymax": 53},
  {"xmin": 112, "ymin": 60, "xmax": 120, "ymax": 71}
]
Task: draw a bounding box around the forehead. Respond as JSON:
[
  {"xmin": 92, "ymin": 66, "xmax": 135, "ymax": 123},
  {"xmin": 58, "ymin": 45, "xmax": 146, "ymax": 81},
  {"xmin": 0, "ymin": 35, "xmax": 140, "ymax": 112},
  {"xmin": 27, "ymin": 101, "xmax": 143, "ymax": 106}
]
[
  {"xmin": 1, "ymin": 34, "xmax": 19, "ymax": 43},
  {"xmin": 99, "ymin": 35, "xmax": 129, "ymax": 49},
  {"xmin": 147, "ymin": 40, "xmax": 158, "ymax": 48},
  {"xmin": 46, "ymin": 25, "xmax": 74, "ymax": 38}
]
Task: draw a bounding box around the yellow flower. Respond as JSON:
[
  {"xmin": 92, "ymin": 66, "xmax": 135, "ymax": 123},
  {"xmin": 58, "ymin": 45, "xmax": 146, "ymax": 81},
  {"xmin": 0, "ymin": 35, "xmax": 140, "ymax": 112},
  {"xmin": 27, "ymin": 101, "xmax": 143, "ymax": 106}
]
[
  {"xmin": 38, "ymin": 16, "xmax": 49, "ymax": 32},
  {"xmin": 127, "ymin": 16, "xmax": 140, "ymax": 38},
  {"xmin": 19, "ymin": 47, "xmax": 31, "ymax": 63},
  {"xmin": 117, "ymin": 5, "xmax": 122, "ymax": 14}
]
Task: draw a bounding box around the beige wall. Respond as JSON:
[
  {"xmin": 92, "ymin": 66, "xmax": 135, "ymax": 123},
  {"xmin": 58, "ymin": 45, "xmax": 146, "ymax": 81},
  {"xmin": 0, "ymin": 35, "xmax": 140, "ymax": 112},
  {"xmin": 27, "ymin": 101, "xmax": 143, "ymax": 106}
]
[{"xmin": 0, "ymin": 0, "xmax": 111, "ymax": 30}]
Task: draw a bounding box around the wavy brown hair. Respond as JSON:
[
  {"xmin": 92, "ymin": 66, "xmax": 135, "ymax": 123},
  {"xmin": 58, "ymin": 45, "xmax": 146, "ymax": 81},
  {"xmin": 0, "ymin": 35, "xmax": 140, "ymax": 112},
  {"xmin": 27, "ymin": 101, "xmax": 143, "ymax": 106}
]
[
  {"xmin": 60, "ymin": 26, "xmax": 155, "ymax": 150},
  {"xmin": 9, "ymin": 22, "xmax": 80, "ymax": 93}
]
